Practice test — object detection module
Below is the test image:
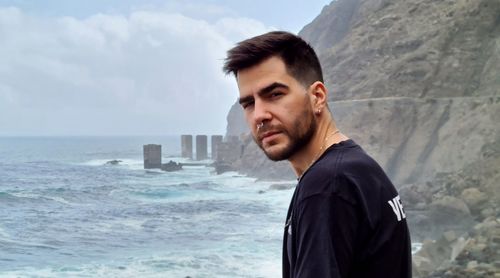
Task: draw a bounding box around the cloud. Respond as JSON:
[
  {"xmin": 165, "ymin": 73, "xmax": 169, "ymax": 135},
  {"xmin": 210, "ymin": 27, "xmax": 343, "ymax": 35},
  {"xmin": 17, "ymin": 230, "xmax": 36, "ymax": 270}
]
[{"xmin": 0, "ymin": 6, "xmax": 271, "ymax": 135}]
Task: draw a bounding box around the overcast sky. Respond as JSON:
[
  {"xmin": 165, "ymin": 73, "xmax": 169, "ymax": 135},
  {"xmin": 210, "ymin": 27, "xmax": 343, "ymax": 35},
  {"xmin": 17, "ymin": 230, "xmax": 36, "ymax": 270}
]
[{"xmin": 0, "ymin": 0, "xmax": 331, "ymax": 136}]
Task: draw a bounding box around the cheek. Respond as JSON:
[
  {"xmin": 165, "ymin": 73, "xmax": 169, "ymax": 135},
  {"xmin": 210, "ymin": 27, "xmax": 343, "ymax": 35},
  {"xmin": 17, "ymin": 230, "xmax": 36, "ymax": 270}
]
[{"xmin": 277, "ymin": 107, "xmax": 295, "ymax": 125}]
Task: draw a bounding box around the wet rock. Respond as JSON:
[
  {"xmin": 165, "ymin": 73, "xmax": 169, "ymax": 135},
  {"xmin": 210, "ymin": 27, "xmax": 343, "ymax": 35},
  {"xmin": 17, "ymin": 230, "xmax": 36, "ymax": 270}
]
[
  {"xmin": 161, "ymin": 160, "xmax": 182, "ymax": 172},
  {"xmin": 461, "ymin": 188, "xmax": 488, "ymax": 213},
  {"xmin": 414, "ymin": 217, "xmax": 500, "ymax": 277},
  {"xmin": 431, "ymin": 196, "xmax": 471, "ymax": 216},
  {"xmin": 466, "ymin": 260, "xmax": 478, "ymax": 269},
  {"xmin": 443, "ymin": 230, "xmax": 457, "ymax": 242}
]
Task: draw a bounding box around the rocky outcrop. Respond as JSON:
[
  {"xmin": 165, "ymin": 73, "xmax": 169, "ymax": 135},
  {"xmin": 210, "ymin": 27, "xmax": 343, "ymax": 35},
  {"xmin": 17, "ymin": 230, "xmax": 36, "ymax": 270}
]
[
  {"xmin": 330, "ymin": 97, "xmax": 499, "ymax": 185},
  {"xmin": 413, "ymin": 217, "xmax": 500, "ymax": 278},
  {"xmin": 161, "ymin": 160, "xmax": 182, "ymax": 172},
  {"xmin": 301, "ymin": 0, "xmax": 500, "ymax": 101},
  {"xmin": 298, "ymin": 0, "xmax": 500, "ymax": 189},
  {"xmin": 225, "ymin": 100, "xmax": 248, "ymax": 137},
  {"xmin": 105, "ymin": 159, "xmax": 122, "ymax": 165},
  {"xmin": 299, "ymin": 0, "xmax": 362, "ymax": 53},
  {"xmin": 403, "ymin": 150, "xmax": 499, "ymax": 276}
]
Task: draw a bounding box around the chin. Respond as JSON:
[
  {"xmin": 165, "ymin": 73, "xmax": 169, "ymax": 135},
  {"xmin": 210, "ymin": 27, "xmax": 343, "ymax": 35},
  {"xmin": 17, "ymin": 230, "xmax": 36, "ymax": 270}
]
[
  {"xmin": 262, "ymin": 143, "xmax": 293, "ymax": 161},
  {"xmin": 254, "ymin": 133, "xmax": 296, "ymax": 161}
]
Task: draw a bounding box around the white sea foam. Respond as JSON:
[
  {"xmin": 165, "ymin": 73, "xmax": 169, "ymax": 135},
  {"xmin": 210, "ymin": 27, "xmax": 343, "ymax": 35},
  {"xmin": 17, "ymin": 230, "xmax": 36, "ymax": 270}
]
[
  {"xmin": 80, "ymin": 159, "xmax": 114, "ymax": 166},
  {"xmin": 0, "ymin": 251, "xmax": 281, "ymax": 278},
  {"xmin": 0, "ymin": 235, "xmax": 57, "ymax": 250},
  {"xmin": 9, "ymin": 192, "xmax": 41, "ymax": 200},
  {"xmin": 0, "ymin": 226, "xmax": 10, "ymax": 239},
  {"xmin": 80, "ymin": 157, "xmax": 215, "ymax": 172},
  {"xmin": 44, "ymin": 195, "xmax": 73, "ymax": 205},
  {"xmin": 88, "ymin": 219, "xmax": 146, "ymax": 234},
  {"xmin": 80, "ymin": 158, "xmax": 143, "ymax": 168},
  {"xmin": 412, "ymin": 242, "xmax": 423, "ymax": 254},
  {"xmin": 9, "ymin": 192, "xmax": 75, "ymax": 206}
]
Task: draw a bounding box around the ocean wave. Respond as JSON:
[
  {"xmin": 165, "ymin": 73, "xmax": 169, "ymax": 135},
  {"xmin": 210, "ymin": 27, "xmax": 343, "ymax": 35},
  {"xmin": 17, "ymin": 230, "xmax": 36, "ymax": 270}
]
[
  {"xmin": 412, "ymin": 242, "xmax": 423, "ymax": 254},
  {"xmin": 80, "ymin": 158, "xmax": 143, "ymax": 167},
  {"xmin": 0, "ymin": 225, "xmax": 10, "ymax": 239},
  {"xmin": 0, "ymin": 191, "xmax": 39, "ymax": 203},
  {"xmin": 85, "ymin": 219, "xmax": 146, "ymax": 234},
  {"xmin": 79, "ymin": 158, "xmax": 207, "ymax": 172},
  {"xmin": 0, "ymin": 236, "xmax": 58, "ymax": 250},
  {"xmin": 0, "ymin": 251, "xmax": 281, "ymax": 278},
  {"xmin": 43, "ymin": 195, "xmax": 73, "ymax": 205},
  {"xmin": 6, "ymin": 191, "xmax": 75, "ymax": 206},
  {"xmin": 130, "ymin": 189, "xmax": 184, "ymax": 200},
  {"xmin": 0, "ymin": 192, "xmax": 14, "ymax": 200}
]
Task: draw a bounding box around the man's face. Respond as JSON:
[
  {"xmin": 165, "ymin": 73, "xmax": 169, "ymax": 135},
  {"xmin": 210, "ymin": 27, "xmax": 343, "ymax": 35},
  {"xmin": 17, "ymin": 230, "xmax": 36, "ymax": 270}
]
[{"xmin": 236, "ymin": 56, "xmax": 317, "ymax": 161}]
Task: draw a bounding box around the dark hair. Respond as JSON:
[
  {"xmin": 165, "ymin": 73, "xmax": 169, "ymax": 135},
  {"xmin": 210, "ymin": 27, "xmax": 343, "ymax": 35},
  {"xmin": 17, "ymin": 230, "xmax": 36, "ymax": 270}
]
[{"xmin": 223, "ymin": 31, "xmax": 323, "ymax": 87}]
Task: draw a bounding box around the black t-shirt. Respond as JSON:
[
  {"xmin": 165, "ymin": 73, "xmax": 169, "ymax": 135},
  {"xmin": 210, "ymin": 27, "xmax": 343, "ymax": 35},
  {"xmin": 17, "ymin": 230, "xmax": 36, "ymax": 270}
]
[{"xmin": 282, "ymin": 140, "xmax": 411, "ymax": 278}]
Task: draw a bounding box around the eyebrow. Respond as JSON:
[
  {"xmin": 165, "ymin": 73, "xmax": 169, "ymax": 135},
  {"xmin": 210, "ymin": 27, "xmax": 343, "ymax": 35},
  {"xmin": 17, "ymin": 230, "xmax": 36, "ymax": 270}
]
[{"xmin": 238, "ymin": 82, "xmax": 289, "ymax": 105}]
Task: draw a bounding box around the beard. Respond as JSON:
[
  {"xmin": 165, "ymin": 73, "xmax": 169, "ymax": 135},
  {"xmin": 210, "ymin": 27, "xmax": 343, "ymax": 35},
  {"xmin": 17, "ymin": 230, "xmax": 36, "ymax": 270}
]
[{"xmin": 254, "ymin": 106, "xmax": 317, "ymax": 161}]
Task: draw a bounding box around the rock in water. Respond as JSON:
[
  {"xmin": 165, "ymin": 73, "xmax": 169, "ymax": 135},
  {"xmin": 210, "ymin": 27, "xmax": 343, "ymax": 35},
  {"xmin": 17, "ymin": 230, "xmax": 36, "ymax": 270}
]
[
  {"xmin": 105, "ymin": 160, "xmax": 122, "ymax": 165},
  {"xmin": 161, "ymin": 160, "xmax": 182, "ymax": 172}
]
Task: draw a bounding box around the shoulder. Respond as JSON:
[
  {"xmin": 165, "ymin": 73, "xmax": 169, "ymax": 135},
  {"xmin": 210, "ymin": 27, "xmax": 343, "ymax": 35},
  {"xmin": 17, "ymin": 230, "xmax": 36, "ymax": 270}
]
[
  {"xmin": 336, "ymin": 142, "xmax": 395, "ymax": 193},
  {"xmin": 300, "ymin": 140, "xmax": 386, "ymax": 184},
  {"xmin": 298, "ymin": 140, "xmax": 397, "ymax": 203}
]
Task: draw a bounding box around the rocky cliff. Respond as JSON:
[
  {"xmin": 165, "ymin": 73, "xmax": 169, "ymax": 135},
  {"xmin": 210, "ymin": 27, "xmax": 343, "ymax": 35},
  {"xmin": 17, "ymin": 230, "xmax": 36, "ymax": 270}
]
[
  {"xmin": 227, "ymin": 0, "xmax": 499, "ymax": 183},
  {"xmin": 300, "ymin": 6, "xmax": 500, "ymax": 272}
]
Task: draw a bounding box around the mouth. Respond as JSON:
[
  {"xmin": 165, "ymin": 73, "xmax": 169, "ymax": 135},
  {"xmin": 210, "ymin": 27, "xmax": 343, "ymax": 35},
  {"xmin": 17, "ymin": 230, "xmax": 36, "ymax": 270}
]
[{"xmin": 259, "ymin": 130, "xmax": 281, "ymax": 144}]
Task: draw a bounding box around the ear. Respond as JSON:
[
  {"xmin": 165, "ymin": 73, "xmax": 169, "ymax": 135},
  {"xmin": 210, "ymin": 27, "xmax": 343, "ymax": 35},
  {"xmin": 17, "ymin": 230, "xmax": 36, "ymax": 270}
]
[{"xmin": 308, "ymin": 81, "xmax": 328, "ymax": 113}]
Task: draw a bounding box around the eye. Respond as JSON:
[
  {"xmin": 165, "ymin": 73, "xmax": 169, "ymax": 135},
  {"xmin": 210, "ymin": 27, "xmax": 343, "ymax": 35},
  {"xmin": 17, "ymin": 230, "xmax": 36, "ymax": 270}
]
[
  {"xmin": 270, "ymin": 91, "xmax": 284, "ymax": 98},
  {"xmin": 241, "ymin": 100, "xmax": 254, "ymax": 110}
]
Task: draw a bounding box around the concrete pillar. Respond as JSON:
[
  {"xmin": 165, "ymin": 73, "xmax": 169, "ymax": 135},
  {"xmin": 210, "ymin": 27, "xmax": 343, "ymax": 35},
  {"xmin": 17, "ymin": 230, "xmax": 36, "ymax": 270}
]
[
  {"xmin": 181, "ymin": 135, "xmax": 193, "ymax": 159},
  {"xmin": 196, "ymin": 135, "xmax": 208, "ymax": 161},
  {"xmin": 143, "ymin": 144, "xmax": 162, "ymax": 169},
  {"xmin": 211, "ymin": 135, "xmax": 223, "ymax": 160}
]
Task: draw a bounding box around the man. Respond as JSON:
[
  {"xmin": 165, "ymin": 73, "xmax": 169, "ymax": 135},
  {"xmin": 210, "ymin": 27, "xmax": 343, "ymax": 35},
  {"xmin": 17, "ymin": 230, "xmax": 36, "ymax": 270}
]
[{"xmin": 223, "ymin": 31, "xmax": 411, "ymax": 277}]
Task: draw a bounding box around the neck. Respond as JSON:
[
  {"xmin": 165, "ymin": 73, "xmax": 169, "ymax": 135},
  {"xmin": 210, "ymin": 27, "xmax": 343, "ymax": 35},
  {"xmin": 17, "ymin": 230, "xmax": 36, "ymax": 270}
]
[{"xmin": 288, "ymin": 117, "xmax": 348, "ymax": 178}]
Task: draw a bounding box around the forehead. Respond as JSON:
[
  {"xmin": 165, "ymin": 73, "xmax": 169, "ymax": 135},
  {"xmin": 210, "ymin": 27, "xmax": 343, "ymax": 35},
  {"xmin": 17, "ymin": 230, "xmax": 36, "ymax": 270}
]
[{"xmin": 236, "ymin": 56, "xmax": 292, "ymax": 96}]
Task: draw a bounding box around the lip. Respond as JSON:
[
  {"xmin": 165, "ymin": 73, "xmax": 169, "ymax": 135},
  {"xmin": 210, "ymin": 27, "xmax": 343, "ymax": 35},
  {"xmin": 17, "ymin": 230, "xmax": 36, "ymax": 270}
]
[{"xmin": 259, "ymin": 131, "xmax": 281, "ymax": 143}]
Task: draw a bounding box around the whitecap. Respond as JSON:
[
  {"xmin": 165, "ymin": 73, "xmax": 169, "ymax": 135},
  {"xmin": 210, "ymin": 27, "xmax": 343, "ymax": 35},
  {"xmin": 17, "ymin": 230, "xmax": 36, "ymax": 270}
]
[
  {"xmin": 79, "ymin": 158, "xmax": 143, "ymax": 168},
  {"xmin": 0, "ymin": 226, "xmax": 10, "ymax": 239},
  {"xmin": 43, "ymin": 196, "xmax": 73, "ymax": 205},
  {"xmin": 9, "ymin": 192, "xmax": 74, "ymax": 206},
  {"xmin": 412, "ymin": 242, "xmax": 423, "ymax": 254}
]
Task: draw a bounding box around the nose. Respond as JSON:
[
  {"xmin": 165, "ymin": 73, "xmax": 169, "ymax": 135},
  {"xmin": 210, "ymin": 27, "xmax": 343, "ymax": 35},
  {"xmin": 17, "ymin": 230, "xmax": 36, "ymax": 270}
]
[{"xmin": 252, "ymin": 99, "xmax": 272, "ymax": 127}]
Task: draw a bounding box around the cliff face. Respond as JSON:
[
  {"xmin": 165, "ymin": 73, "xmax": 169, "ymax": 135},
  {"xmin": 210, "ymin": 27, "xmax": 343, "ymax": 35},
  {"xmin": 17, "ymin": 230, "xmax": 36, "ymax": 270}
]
[
  {"xmin": 225, "ymin": 100, "xmax": 248, "ymax": 138},
  {"xmin": 226, "ymin": 0, "xmax": 499, "ymax": 185},
  {"xmin": 297, "ymin": 0, "xmax": 500, "ymax": 186},
  {"xmin": 330, "ymin": 97, "xmax": 499, "ymax": 185},
  {"xmin": 301, "ymin": 0, "xmax": 500, "ymax": 100}
]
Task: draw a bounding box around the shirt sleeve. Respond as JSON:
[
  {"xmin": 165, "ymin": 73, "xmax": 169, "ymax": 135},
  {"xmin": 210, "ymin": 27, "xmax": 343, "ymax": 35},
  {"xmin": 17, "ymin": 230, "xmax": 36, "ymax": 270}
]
[{"xmin": 293, "ymin": 193, "xmax": 359, "ymax": 278}]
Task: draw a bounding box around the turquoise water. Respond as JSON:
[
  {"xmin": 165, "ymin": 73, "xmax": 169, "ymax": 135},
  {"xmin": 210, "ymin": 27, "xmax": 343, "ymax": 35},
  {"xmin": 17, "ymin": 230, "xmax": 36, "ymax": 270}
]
[{"xmin": 0, "ymin": 136, "xmax": 294, "ymax": 277}]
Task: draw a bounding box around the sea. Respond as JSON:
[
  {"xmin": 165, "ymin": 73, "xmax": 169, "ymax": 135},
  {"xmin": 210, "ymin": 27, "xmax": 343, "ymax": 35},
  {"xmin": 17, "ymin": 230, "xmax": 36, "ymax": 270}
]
[
  {"xmin": 0, "ymin": 136, "xmax": 421, "ymax": 278},
  {"xmin": 0, "ymin": 136, "xmax": 294, "ymax": 278}
]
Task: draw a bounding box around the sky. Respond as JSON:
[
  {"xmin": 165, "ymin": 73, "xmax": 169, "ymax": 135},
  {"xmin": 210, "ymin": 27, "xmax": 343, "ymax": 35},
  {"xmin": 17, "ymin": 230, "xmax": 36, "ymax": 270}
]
[{"xmin": 0, "ymin": 0, "xmax": 332, "ymax": 136}]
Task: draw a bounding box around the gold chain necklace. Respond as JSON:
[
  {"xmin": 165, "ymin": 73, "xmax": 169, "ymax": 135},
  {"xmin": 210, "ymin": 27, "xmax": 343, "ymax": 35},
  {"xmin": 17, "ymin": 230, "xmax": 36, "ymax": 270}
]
[{"xmin": 298, "ymin": 129, "xmax": 340, "ymax": 181}]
